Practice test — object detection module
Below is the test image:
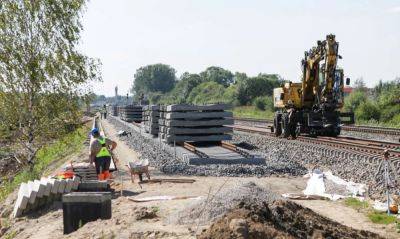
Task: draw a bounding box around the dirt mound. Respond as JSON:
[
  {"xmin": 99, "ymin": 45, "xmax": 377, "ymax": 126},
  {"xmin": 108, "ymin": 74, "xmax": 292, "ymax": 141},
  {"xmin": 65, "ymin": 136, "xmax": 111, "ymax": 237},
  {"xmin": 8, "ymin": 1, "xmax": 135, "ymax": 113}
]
[
  {"xmin": 173, "ymin": 181, "xmax": 281, "ymax": 225},
  {"xmin": 199, "ymin": 200, "xmax": 383, "ymax": 239}
]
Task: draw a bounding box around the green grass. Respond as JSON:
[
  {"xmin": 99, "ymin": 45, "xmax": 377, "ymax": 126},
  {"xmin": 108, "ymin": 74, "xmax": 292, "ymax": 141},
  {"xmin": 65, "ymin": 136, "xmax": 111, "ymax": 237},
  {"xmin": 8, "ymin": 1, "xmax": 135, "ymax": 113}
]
[
  {"xmin": 344, "ymin": 198, "xmax": 369, "ymax": 211},
  {"xmin": 0, "ymin": 126, "xmax": 89, "ymax": 203},
  {"xmin": 233, "ymin": 106, "xmax": 274, "ymax": 120},
  {"xmin": 368, "ymin": 211, "xmax": 398, "ymax": 225}
]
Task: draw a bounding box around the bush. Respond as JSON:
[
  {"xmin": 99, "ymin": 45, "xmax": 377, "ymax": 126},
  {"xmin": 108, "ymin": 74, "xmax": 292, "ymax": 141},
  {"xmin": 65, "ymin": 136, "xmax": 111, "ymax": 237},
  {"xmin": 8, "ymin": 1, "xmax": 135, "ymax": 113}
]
[
  {"xmin": 254, "ymin": 96, "xmax": 274, "ymax": 111},
  {"xmin": 187, "ymin": 82, "xmax": 229, "ymax": 104},
  {"xmin": 355, "ymin": 101, "xmax": 381, "ymax": 121},
  {"xmin": 344, "ymin": 90, "xmax": 367, "ymax": 112}
]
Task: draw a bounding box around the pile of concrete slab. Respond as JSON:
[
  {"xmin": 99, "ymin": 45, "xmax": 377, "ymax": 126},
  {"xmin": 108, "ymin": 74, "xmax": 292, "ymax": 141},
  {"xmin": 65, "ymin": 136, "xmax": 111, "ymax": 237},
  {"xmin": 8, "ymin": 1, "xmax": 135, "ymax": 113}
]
[
  {"xmin": 108, "ymin": 105, "xmax": 119, "ymax": 116},
  {"xmin": 119, "ymin": 105, "xmax": 143, "ymax": 122},
  {"xmin": 12, "ymin": 176, "xmax": 80, "ymax": 218},
  {"xmin": 66, "ymin": 163, "xmax": 98, "ymax": 181},
  {"xmin": 142, "ymin": 105, "xmax": 160, "ymax": 135},
  {"xmin": 159, "ymin": 104, "xmax": 234, "ymax": 143}
]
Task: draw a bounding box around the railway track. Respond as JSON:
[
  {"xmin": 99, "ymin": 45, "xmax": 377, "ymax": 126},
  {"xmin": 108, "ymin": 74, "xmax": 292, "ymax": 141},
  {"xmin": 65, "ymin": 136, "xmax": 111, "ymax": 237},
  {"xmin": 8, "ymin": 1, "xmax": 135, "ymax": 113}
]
[
  {"xmin": 231, "ymin": 124, "xmax": 400, "ymax": 160},
  {"xmin": 234, "ymin": 117, "xmax": 400, "ymax": 136}
]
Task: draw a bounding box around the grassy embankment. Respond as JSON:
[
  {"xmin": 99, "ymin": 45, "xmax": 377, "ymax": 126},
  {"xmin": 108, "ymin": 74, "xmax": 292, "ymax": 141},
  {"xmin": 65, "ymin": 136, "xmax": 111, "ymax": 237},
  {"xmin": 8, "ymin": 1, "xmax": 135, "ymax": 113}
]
[
  {"xmin": 232, "ymin": 106, "xmax": 274, "ymax": 120},
  {"xmin": 0, "ymin": 125, "xmax": 89, "ymax": 203},
  {"xmin": 344, "ymin": 198, "xmax": 400, "ymax": 231}
]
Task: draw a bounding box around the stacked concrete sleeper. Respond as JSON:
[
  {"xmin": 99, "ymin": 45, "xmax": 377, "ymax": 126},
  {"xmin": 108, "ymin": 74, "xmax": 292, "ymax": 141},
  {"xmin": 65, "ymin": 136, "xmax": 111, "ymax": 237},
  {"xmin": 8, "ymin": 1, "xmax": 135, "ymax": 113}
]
[
  {"xmin": 142, "ymin": 105, "xmax": 160, "ymax": 135},
  {"xmin": 159, "ymin": 104, "xmax": 234, "ymax": 143},
  {"xmin": 119, "ymin": 105, "xmax": 143, "ymax": 122}
]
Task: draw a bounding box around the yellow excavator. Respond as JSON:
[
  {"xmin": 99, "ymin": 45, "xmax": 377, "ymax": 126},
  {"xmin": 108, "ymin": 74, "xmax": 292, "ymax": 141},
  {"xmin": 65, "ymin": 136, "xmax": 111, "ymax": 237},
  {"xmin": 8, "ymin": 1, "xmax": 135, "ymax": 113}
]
[{"xmin": 273, "ymin": 34, "xmax": 352, "ymax": 138}]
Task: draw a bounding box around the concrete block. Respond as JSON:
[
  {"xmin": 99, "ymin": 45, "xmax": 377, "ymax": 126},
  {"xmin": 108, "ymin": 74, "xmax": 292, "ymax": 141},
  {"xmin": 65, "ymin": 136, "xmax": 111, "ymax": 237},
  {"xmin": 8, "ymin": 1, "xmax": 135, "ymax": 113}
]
[
  {"xmin": 28, "ymin": 181, "xmax": 38, "ymax": 204},
  {"xmin": 160, "ymin": 118, "xmax": 234, "ymax": 127},
  {"xmin": 58, "ymin": 179, "xmax": 67, "ymax": 194},
  {"xmin": 162, "ymin": 134, "xmax": 232, "ymax": 143},
  {"xmin": 77, "ymin": 180, "xmax": 109, "ymax": 192},
  {"xmin": 62, "ymin": 192, "xmax": 112, "ymax": 234},
  {"xmin": 164, "ymin": 111, "xmax": 232, "ymax": 120},
  {"xmin": 50, "ymin": 179, "xmax": 60, "ymax": 194},
  {"xmin": 164, "ymin": 104, "xmax": 231, "ymax": 112},
  {"xmin": 34, "ymin": 179, "xmax": 47, "ymax": 198},
  {"xmin": 72, "ymin": 176, "xmax": 80, "ymax": 190},
  {"xmin": 160, "ymin": 126, "xmax": 232, "ymax": 135},
  {"xmin": 12, "ymin": 183, "xmax": 30, "ymax": 218},
  {"xmin": 64, "ymin": 179, "xmax": 74, "ymax": 193},
  {"xmin": 41, "ymin": 178, "xmax": 52, "ymax": 197}
]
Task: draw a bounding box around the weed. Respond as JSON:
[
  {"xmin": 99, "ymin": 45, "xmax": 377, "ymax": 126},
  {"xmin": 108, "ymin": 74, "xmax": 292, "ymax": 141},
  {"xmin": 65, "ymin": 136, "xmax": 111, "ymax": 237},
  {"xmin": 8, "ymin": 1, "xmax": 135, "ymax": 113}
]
[
  {"xmin": 232, "ymin": 106, "xmax": 274, "ymax": 120},
  {"xmin": 0, "ymin": 125, "xmax": 89, "ymax": 202},
  {"xmin": 368, "ymin": 211, "xmax": 398, "ymax": 225},
  {"xmin": 151, "ymin": 206, "xmax": 160, "ymax": 213},
  {"xmin": 3, "ymin": 230, "xmax": 17, "ymax": 239},
  {"xmin": 344, "ymin": 197, "xmax": 369, "ymax": 211}
]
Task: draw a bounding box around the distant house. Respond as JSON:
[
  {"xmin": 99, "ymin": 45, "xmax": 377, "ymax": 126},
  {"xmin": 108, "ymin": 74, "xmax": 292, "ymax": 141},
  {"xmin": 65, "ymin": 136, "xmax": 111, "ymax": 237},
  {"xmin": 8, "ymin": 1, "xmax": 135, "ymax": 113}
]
[{"xmin": 343, "ymin": 87, "xmax": 353, "ymax": 97}]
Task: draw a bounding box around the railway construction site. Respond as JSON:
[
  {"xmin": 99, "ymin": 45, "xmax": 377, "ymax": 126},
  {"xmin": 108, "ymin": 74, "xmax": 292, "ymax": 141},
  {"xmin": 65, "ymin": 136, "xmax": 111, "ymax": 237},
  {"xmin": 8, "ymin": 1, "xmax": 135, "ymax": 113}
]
[
  {"xmin": 1, "ymin": 2, "xmax": 400, "ymax": 238},
  {"xmin": 1, "ymin": 103, "xmax": 399, "ymax": 239}
]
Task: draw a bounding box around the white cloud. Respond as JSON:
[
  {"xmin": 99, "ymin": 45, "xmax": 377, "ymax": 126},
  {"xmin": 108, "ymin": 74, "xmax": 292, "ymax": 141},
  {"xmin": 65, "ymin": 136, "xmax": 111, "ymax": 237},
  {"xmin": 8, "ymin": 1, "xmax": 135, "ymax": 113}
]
[{"xmin": 388, "ymin": 6, "xmax": 400, "ymax": 13}]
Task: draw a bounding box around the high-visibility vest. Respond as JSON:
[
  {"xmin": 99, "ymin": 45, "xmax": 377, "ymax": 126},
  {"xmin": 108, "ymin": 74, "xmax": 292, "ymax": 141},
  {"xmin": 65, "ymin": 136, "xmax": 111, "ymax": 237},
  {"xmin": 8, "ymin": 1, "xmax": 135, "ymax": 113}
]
[{"xmin": 96, "ymin": 137, "xmax": 111, "ymax": 157}]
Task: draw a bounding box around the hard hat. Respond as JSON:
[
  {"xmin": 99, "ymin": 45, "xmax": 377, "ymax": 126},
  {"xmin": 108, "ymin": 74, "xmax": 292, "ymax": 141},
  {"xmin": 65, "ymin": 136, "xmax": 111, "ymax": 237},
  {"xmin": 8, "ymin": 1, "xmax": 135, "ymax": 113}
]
[
  {"xmin": 383, "ymin": 149, "xmax": 389, "ymax": 158},
  {"xmin": 91, "ymin": 128, "xmax": 99, "ymax": 135}
]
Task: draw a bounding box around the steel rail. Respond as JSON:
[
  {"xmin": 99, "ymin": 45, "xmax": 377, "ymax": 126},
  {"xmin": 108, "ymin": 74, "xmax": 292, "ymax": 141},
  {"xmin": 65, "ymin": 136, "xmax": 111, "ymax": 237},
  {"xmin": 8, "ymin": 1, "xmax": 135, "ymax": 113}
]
[
  {"xmin": 233, "ymin": 117, "xmax": 400, "ymax": 136},
  {"xmin": 230, "ymin": 124, "xmax": 400, "ymax": 159}
]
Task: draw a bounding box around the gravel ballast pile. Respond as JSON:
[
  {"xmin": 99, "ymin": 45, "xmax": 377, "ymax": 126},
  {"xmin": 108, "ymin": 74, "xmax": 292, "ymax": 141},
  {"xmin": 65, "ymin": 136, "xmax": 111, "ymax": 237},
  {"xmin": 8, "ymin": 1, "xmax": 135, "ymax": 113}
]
[{"xmin": 172, "ymin": 181, "xmax": 281, "ymax": 225}]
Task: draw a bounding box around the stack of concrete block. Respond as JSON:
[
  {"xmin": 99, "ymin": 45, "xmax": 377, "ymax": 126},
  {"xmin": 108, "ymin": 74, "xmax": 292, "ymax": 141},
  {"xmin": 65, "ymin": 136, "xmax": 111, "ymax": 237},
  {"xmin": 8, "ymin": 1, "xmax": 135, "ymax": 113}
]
[
  {"xmin": 159, "ymin": 104, "xmax": 234, "ymax": 143},
  {"xmin": 108, "ymin": 105, "xmax": 119, "ymax": 116},
  {"xmin": 142, "ymin": 105, "xmax": 160, "ymax": 135},
  {"xmin": 66, "ymin": 163, "xmax": 98, "ymax": 181},
  {"xmin": 12, "ymin": 176, "xmax": 80, "ymax": 218},
  {"xmin": 119, "ymin": 105, "xmax": 143, "ymax": 122}
]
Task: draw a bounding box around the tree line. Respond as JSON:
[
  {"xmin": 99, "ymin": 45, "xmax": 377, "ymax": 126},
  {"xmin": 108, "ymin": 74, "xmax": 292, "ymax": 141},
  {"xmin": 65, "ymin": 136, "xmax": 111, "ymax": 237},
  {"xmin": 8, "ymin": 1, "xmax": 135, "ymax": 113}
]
[
  {"xmin": 131, "ymin": 64, "xmax": 400, "ymax": 127},
  {"xmin": 131, "ymin": 63, "xmax": 283, "ymax": 110}
]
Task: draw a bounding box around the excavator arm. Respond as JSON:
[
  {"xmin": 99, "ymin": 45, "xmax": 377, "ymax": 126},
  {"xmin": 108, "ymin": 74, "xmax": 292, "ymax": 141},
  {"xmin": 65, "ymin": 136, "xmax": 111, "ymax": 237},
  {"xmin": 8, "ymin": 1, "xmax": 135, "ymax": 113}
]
[{"xmin": 301, "ymin": 34, "xmax": 339, "ymax": 109}]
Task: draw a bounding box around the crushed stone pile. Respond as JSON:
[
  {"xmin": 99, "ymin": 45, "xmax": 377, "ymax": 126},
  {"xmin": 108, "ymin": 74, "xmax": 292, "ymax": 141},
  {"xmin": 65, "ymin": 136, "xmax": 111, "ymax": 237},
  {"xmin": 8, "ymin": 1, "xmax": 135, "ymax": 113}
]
[{"xmin": 172, "ymin": 182, "xmax": 281, "ymax": 225}]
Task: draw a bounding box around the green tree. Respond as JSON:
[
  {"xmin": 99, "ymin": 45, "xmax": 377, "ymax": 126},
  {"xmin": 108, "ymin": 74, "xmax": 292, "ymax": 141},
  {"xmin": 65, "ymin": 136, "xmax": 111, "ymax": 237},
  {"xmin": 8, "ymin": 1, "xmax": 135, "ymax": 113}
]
[
  {"xmin": 164, "ymin": 73, "xmax": 202, "ymax": 103},
  {"xmin": 0, "ymin": 0, "xmax": 100, "ymax": 165},
  {"xmin": 200, "ymin": 66, "xmax": 233, "ymax": 87},
  {"xmin": 132, "ymin": 64, "xmax": 176, "ymax": 98},
  {"xmin": 344, "ymin": 90, "xmax": 367, "ymax": 112},
  {"xmin": 237, "ymin": 74, "xmax": 282, "ymax": 105},
  {"xmin": 355, "ymin": 101, "xmax": 380, "ymax": 122},
  {"xmin": 187, "ymin": 81, "xmax": 227, "ymax": 104}
]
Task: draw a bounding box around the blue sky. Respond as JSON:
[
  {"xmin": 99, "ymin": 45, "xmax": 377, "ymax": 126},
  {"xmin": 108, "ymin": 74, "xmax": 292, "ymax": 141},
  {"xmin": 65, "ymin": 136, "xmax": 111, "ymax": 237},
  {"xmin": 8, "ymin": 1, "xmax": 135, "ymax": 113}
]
[{"xmin": 79, "ymin": 0, "xmax": 400, "ymax": 96}]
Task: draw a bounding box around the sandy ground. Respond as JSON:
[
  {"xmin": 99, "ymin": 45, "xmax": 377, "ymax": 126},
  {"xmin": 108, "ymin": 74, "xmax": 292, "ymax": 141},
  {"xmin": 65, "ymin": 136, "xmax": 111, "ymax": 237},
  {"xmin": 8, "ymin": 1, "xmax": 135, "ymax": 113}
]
[{"xmin": 4, "ymin": 119, "xmax": 398, "ymax": 239}]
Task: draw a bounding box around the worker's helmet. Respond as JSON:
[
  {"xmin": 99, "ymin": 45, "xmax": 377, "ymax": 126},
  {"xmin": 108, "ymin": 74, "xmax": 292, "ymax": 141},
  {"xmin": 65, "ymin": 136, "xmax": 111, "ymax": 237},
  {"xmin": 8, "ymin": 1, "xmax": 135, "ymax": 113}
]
[
  {"xmin": 383, "ymin": 149, "xmax": 389, "ymax": 158},
  {"xmin": 91, "ymin": 128, "xmax": 99, "ymax": 136}
]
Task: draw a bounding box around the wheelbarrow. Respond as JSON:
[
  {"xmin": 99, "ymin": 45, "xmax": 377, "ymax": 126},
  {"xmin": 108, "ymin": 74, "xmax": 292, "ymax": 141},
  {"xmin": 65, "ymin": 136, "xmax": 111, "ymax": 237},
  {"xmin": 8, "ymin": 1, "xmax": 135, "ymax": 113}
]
[{"xmin": 126, "ymin": 159, "xmax": 150, "ymax": 183}]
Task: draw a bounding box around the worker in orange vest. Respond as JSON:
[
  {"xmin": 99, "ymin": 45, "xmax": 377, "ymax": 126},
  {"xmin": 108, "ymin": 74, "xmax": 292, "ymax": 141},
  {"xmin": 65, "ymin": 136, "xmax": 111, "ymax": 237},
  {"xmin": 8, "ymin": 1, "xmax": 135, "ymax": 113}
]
[{"xmin": 89, "ymin": 128, "xmax": 117, "ymax": 180}]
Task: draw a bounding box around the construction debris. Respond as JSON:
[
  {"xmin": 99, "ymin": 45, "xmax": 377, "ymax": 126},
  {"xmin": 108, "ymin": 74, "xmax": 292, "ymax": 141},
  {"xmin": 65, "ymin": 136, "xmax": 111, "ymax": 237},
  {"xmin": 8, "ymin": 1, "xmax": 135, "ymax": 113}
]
[
  {"xmin": 128, "ymin": 195, "xmax": 200, "ymax": 202},
  {"xmin": 138, "ymin": 178, "xmax": 196, "ymax": 184}
]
